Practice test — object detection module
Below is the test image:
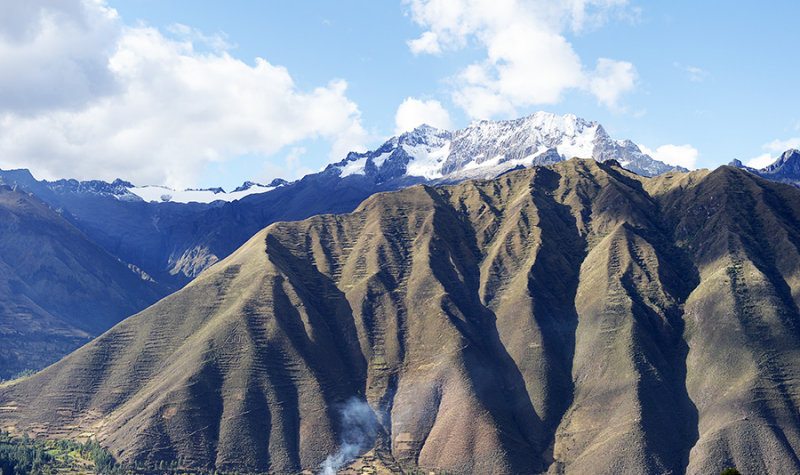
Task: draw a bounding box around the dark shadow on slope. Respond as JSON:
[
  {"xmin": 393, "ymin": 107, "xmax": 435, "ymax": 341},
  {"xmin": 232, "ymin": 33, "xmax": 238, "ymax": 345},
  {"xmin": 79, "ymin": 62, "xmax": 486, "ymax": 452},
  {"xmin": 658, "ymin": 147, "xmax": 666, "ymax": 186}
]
[
  {"xmin": 730, "ymin": 174, "xmax": 800, "ymax": 340},
  {"xmin": 619, "ymin": 243, "xmax": 699, "ymax": 475},
  {"xmin": 423, "ymin": 186, "xmax": 546, "ymax": 473},
  {"xmin": 133, "ymin": 355, "xmax": 225, "ymax": 470},
  {"xmin": 525, "ymin": 167, "xmax": 586, "ymax": 448},
  {"xmin": 266, "ymin": 235, "xmax": 367, "ymax": 390},
  {"xmin": 266, "ymin": 236, "xmax": 391, "ymax": 468}
]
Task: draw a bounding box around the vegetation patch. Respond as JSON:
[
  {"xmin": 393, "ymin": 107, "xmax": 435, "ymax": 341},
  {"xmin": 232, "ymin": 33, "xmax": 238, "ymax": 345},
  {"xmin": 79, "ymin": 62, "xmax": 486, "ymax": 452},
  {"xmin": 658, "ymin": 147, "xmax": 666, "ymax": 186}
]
[{"xmin": 0, "ymin": 432, "xmax": 121, "ymax": 475}]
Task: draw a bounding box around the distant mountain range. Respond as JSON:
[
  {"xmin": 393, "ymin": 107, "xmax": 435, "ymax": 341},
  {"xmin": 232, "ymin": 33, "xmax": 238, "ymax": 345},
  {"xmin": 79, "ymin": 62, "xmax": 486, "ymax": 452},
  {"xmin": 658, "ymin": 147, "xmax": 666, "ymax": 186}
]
[
  {"xmin": 0, "ymin": 112, "xmax": 684, "ymax": 288},
  {"xmin": 323, "ymin": 112, "xmax": 684, "ymax": 183},
  {"xmin": 0, "ymin": 186, "xmax": 166, "ymax": 379},
  {"xmin": 3, "ymin": 159, "xmax": 800, "ymax": 474},
  {"xmin": 729, "ymin": 148, "xmax": 800, "ymax": 187}
]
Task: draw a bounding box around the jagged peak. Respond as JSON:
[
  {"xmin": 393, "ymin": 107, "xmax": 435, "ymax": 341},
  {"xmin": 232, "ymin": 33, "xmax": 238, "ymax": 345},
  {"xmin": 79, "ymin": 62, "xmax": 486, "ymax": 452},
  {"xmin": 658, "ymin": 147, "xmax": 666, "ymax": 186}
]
[
  {"xmin": 232, "ymin": 178, "xmax": 289, "ymax": 193},
  {"xmin": 762, "ymin": 148, "xmax": 800, "ymax": 173},
  {"xmin": 464, "ymin": 111, "xmax": 598, "ymax": 136},
  {"xmin": 398, "ymin": 123, "xmax": 450, "ymax": 145},
  {"xmin": 778, "ymin": 148, "xmax": 800, "ymax": 162},
  {"xmin": 232, "ymin": 181, "xmax": 262, "ymax": 192}
]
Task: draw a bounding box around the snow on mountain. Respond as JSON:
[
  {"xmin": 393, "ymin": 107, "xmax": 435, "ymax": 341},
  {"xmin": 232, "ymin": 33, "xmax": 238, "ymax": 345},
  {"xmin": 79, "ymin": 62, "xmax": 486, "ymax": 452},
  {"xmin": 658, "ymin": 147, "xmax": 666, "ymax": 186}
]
[
  {"xmin": 327, "ymin": 111, "xmax": 685, "ymax": 182},
  {"xmin": 1, "ymin": 112, "xmax": 681, "ymax": 208},
  {"xmin": 404, "ymin": 136, "xmax": 451, "ymax": 180},
  {"xmin": 128, "ymin": 182, "xmax": 280, "ymax": 203}
]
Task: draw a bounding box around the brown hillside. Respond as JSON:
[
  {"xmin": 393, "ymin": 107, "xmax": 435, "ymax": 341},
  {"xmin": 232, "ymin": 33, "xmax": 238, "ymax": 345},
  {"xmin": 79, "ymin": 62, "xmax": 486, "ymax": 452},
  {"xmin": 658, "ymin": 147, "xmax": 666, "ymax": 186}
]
[{"xmin": 1, "ymin": 159, "xmax": 799, "ymax": 474}]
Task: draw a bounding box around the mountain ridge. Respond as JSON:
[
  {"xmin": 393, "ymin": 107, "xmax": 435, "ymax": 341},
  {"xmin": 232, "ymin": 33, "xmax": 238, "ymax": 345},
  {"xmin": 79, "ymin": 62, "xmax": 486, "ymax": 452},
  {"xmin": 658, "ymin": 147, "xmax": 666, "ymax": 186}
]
[
  {"xmin": 0, "ymin": 112, "xmax": 685, "ymax": 292},
  {"xmin": 325, "ymin": 112, "xmax": 686, "ymax": 184},
  {"xmin": 0, "ymin": 186, "xmax": 168, "ymax": 379},
  {"xmin": 2, "ymin": 159, "xmax": 799, "ymax": 474}
]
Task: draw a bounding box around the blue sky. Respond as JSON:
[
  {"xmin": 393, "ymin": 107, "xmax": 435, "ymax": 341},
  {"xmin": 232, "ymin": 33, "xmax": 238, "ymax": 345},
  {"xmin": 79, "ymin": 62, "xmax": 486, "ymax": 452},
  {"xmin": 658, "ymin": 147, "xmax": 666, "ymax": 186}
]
[{"xmin": 0, "ymin": 0, "xmax": 798, "ymax": 190}]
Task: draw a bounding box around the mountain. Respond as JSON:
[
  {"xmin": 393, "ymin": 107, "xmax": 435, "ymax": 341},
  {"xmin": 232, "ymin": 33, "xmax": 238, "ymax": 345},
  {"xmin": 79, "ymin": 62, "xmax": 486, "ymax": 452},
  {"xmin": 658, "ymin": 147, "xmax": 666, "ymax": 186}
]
[
  {"xmin": 325, "ymin": 112, "xmax": 684, "ymax": 184},
  {"xmin": 2, "ymin": 159, "xmax": 799, "ymax": 474},
  {"xmin": 0, "ymin": 168, "xmax": 220, "ymax": 288},
  {"xmin": 0, "ymin": 113, "xmax": 684, "ymax": 291},
  {"xmin": 0, "ymin": 186, "xmax": 167, "ymax": 379},
  {"xmin": 730, "ymin": 149, "xmax": 800, "ymax": 187}
]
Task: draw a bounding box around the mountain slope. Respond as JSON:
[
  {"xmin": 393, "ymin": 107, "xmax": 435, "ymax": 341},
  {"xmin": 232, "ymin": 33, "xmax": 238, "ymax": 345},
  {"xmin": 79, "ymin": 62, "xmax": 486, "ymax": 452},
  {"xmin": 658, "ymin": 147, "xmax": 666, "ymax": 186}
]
[
  {"xmin": 0, "ymin": 112, "xmax": 683, "ymax": 290},
  {"xmin": 730, "ymin": 149, "xmax": 800, "ymax": 188},
  {"xmin": 0, "ymin": 186, "xmax": 168, "ymax": 379},
  {"xmin": 2, "ymin": 159, "xmax": 799, "ymax": 473},
  {"xmin": 651, "ymin": 167, "xmax": 800, "ymax": 474}
]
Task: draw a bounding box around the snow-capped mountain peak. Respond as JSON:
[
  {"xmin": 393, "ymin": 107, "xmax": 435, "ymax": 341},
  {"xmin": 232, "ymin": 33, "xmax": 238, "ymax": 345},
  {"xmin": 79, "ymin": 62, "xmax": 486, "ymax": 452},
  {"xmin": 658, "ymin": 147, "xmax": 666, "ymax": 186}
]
[{"xmin": 328, "ymin": 111, "xmax": 684, "ymax": 183}]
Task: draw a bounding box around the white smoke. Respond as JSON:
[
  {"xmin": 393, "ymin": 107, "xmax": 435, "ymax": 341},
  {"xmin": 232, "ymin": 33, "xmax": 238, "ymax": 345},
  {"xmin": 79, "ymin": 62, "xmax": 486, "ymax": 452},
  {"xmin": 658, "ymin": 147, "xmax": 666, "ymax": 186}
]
[{"xmin": 320, "ymin": 397, "xmax": 379, "ymax": 475}]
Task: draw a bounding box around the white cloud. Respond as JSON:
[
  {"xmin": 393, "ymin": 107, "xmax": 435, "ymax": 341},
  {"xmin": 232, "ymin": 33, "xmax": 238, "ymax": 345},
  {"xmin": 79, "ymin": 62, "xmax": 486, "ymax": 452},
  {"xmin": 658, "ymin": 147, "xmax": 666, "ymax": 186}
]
[
  {"xmin": 0, "ymin": 0, "xmax": 120, "ymax": 114},
  {"xmin": 0, "ymin": 0, "xmax": 366, "ymax": 189},
  {"xmin": 744, "ymin": 137, "xmax": 800, "ymax": 169},
  {"xmin": 166, "ymin": 23, "xmax": 232, "ymax": 53},
  {"xmin": 257, "ymin": 146, "xmax": 314, "ymax": 183},
  {"xmin": 763, "ymin": 137, "xmax": 800, "ymax": 153},
  {"xmin": 404, "ymin": 0, "xmax": 637, "ymax": 118},
  {"xmin": 746, "ymin": 153, "xmax": 775, "ymax": 169},
  {"xmin": 395, "ymin": 98, "xmax": 453, "ymax": 134},
  {"xmin": 408, "ymin": 31, "xmax": 441, "ymax": 55},
  {"xmin": 640, "ymin": 143, "xmax": 698, "ymax": 169},
  {"xmin": 588, "ymin": 58, "xmax": 637, "ymax": 109}
]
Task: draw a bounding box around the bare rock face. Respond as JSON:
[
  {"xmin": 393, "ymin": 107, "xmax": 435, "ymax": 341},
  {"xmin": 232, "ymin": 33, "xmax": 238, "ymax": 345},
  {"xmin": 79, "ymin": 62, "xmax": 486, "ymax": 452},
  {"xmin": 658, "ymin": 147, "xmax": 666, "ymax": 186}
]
[{"xmin": 2, "ymin": 159, "xmax": 800, "ymax": 474}]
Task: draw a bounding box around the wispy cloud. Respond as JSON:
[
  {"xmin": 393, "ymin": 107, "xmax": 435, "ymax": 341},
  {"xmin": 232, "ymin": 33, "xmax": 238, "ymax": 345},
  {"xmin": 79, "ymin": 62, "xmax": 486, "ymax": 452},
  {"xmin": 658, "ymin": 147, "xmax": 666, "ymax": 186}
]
[
  {"xmin": 764, "ymin": 137, "xmax": 800, "ymax": 153},
  {"xmin": 166, "ymin": 23, "xmax": 233, "ymax": 53},
  {"xmin": 673, "ymin": 62, "xmax": 709, "ymax": 82}
]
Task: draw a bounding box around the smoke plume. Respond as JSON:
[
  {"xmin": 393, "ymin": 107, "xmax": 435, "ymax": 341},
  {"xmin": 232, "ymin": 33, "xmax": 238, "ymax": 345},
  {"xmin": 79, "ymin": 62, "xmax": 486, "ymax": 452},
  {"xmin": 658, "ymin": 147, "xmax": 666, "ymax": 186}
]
[{"xmin": 320, "ymin": 397, "xmax": 379, "ymax": 475}]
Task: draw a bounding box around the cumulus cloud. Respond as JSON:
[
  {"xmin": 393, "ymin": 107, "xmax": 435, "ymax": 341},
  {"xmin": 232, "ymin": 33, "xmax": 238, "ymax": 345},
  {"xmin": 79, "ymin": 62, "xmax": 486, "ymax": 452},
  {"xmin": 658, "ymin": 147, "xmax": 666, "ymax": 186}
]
[
  {"xmin": 640, "ymin": 143, "xmax": 699, "ymax": 169},
  {"xmin": 395, "ymin": 98, "xmax": 453, "ymax": 134},
  {"xmin": 404, "ymin": 0, "xmax": 637, "ymax": 118},
  {"xmin": 0, "ymin": 0, "xmax": 120, "ymax": 114},
  {"xmin": 589, "ymin": 58, "xmax": 637, "ymax": 109},
  {"xmin": 0, "ymin": 0, "xmax": 366, "ymax": 188},
  {"xmin": 407, "ymin": 31, "xmax": 441, "ymax": 55}
]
